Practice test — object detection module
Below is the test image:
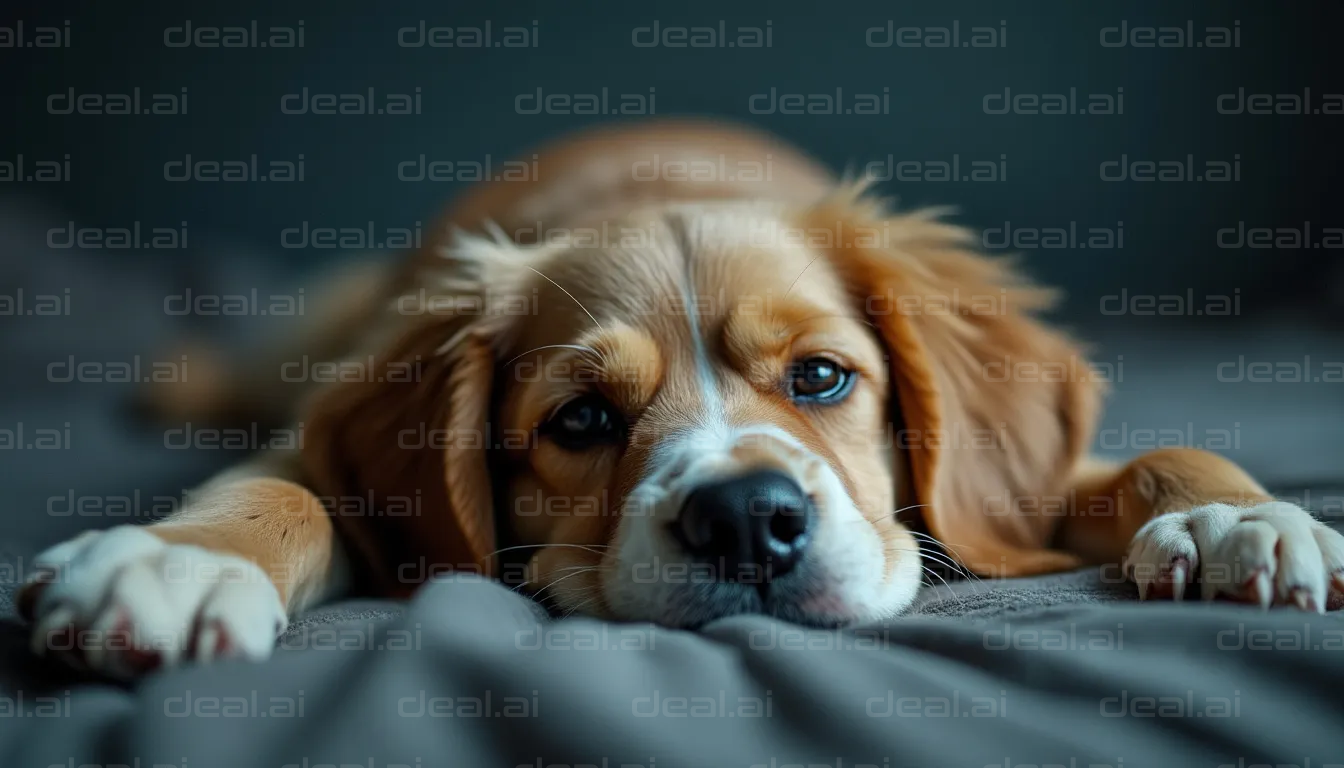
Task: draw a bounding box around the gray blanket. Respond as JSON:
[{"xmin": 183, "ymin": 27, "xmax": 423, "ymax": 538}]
[
  {"xmin": 3, "ymin": 565, "xmax": 1343, "ymax": 768},
  {"xmin": 4, "ymin": 208, "xmax": 1344, "ymax": 767}
]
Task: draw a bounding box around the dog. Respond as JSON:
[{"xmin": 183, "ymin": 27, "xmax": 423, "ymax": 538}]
[{"xmin": 21, "ymin": 119, "xmax": 1344, "ymax": 677}]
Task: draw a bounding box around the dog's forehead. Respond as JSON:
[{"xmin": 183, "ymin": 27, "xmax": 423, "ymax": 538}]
[{"xmin": 516, "ymin": 207, "xmax": 852, "ymax": 351}]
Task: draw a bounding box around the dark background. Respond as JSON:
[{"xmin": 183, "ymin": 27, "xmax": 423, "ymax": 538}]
[
  {"xmin": 5, "ymin": 0, "xmax": 1343, "ymax": 311},
  {"xmin": 2, "ymin": 0, "xmax": 1342, "ymax": 548}
]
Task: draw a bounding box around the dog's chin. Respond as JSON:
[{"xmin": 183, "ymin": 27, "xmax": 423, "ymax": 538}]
[
  {"xmin": 678, "ymin": 587, "xmax": 859, "ymax": 630},
  {"xmin": 613, "ymin": 586, "xmax": 889, "ymax": 630},
  {"xmin": 594, "ymin": 559, "xmax": 922, "ymax": 630}
]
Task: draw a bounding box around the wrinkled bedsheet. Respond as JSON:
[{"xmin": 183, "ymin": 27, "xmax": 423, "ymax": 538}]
[{"xmin": 2, "ymin": 565, "xmax": 1343, "ymax": 768}]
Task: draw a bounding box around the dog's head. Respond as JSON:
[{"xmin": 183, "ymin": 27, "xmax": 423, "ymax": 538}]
[{"xmin": 305, "ymin": 186, "xmax": 1100, "ymax": 627}]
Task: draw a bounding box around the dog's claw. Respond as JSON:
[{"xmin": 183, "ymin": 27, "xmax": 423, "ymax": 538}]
[
  {"xmin": 1289, "ymin": 588, "xmax": 1321, "ymax": 614},
  {"xmin": 1170, "ymin": 563, "xmax": 1187, "ymax": 602},
  {"xmin": 30, "ymin": 603, "xmax": 75, "ymax": 657},
  {"xmin": 1247, "ymin": 571, "xmax": 1273, "ymax": 609},
  {"xmin": 196, "ymin": 623, "xmax": 220, "ymax": 664}
]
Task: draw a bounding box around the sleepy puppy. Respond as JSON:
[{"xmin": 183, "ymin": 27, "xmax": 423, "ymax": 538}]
[{"xmin": 21, "ymin": 120, "xmax": 1344, "ymax": 677}]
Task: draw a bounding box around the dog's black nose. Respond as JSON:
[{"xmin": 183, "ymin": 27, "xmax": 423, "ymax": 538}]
[{"xmin": 676, "ymin": 470, "xmax": 814, "ymax": 582}]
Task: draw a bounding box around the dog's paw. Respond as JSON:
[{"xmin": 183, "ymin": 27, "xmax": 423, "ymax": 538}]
[
  {"xmin": 21, "ymin": 526, "xmax": 287, "ymax": 678},
  {"xmin": 1124, "ymin": 501, "xmax": 1344, "ymax": 611}
]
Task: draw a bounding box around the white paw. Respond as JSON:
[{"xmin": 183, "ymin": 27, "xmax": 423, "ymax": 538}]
[
  {"xmin": 22, "ymin": 526, "xmax": 287, "ymax": 678},
  {"xmin": 1125, "ymin": 501, "xmax": 1344, "ymax": 612}
]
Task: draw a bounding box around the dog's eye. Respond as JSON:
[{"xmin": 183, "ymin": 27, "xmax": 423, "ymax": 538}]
[
  {"xmin": 788, "ymin": 357, "xmax": 855, "ymax": 403},
  {"xmin": 544, "ymin": 395, "xmax": 626, "ymax": 449}
]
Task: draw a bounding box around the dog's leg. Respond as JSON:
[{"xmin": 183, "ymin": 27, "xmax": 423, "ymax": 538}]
[
  {"xmin": 1059, "ymin": 448, "xmax": 1344, "ymax": 610},
  {"xmin": 19, "ymin": 451, "xmax": 340, "ymax": 678}
]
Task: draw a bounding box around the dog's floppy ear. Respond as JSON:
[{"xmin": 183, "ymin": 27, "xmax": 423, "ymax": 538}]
[
  {"xmin": 300, "ymin": 232, "xmax": 533, "ymax": 595},
  {"xmin": 805, "ymin": 186, "xmax": 1103, "ymax": 576},
  {"xmin": 300, "ymin": 317, "xmax": 498, "ymax": 595}
]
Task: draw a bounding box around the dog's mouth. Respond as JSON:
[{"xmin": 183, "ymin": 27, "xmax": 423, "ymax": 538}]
[
  {"xmin": 528, "ymin": 546, "xmax": 868, "ymax": 629},
  {"xmin": 674, "ymin": 583, "xmax": 859, "ymax": 630}
]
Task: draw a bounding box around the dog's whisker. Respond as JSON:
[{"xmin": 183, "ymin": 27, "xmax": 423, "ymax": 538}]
[
  {"xmin": 532, "ymin": 567, "xmax": 602, "ymax": 597},
  {"xmin": 903, "ymin": 534, "xmax": 973, "ymax": 563},
  {"xmin": 906, "ymin": 531, "xmax": 984, "ymax": 571},
  {"xmin": 559, "ymin": 590, "xmax": 605, "ymax": 619},
  {"xmin": 916, "ymin": 549, "xmax": 983, "ymax": 584},
  {"xmin": 907, "ymin": 542, "xmax": 961, "ymax": 566},
  {"xmin": 906, "ymin": 528, "xmax": 973, "ymax": 554},
  {"xmin": 907, "ymin": 531, "xmax": 966, "ymax": 553},
  {"xmin": 903, "ymin": 549, "xmax": 982, "ymax": 598},
  {"xmin": 918, "ymin": 564, "xmax": 964, "ymax": 604},
  {"xmin": 919, "ymin": 564, "xmax": 956, "ymax": 592},
  {"xmin": 893, "ymin": 543, "xmax": 985, "ymax": 591},
  {"xmin": 504, "ymin": 344, "xmax": 600, "ymax": 367},
  {"xmin": 521, "ymin": 264, "xmax": 606, "ymax": 334},
  {"xmin": 509, "ymin": 560, "xmax": 613, "ymax": 595},
  {"xmin": 532, "ymin": 567, "xmax": 602, "ymax": 601},
  {"xmin": 485, "ymin": 543, "xmax": 610, "ymax": 559},
  {"xmin": 782, "ymin": 255, "xmax": 823, "ymax": 299},
  {"xmin": 547, "ymin": 564, "xmax": 611, "ymax": 578},
  {"xmin": 916, "ymin": 554, "xmax": 984, "ymax": 584},
  {"xmin": 511, "ymin": 562, "xmax": 608, "ymax": 591},
  {"xmin": 839, "ymin": 520, "xmax": 980, "ymax": 578}
]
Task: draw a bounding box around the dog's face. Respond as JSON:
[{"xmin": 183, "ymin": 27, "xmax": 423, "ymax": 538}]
[
  {"xmin": 492, "ymin": 203, "xmax": 919, "ymax": 627},
  {"xmin": 305, "ymin": 188, "xmax": 1100, "ymax": 629}
]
